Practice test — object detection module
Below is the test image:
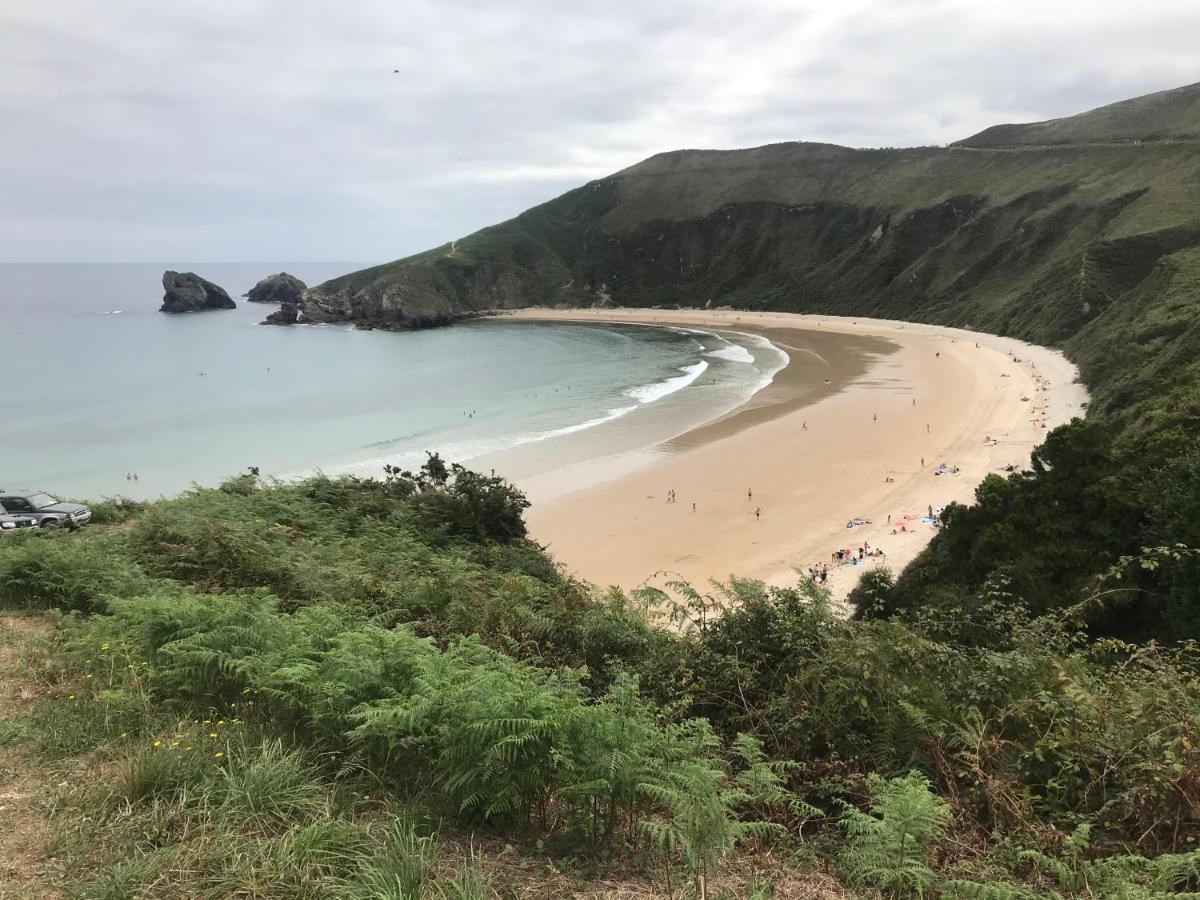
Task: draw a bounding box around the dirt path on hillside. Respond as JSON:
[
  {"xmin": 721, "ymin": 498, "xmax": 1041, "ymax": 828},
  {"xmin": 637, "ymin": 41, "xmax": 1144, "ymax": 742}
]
[{"xmin": 0, "ymin": 614, "xmax": 61, "ymax": 899}]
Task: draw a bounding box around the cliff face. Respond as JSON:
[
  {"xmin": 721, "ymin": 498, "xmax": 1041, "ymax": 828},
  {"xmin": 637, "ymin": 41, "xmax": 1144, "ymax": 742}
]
[{"xmin": 303, "ymin": 83, "xmax": 1200, "ymax": 356}]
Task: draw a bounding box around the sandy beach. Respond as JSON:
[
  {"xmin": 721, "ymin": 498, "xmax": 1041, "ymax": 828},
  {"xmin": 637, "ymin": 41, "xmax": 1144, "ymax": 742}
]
[{"xmin": 499, "ymin": 308, "xmax": 1088, "ymax": 607}]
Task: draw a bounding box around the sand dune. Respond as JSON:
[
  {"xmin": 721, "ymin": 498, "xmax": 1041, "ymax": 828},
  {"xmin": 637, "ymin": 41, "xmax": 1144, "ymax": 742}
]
[{"xmin": 503, "ymin": 308, "xmax": 1087, "ymax": 607}]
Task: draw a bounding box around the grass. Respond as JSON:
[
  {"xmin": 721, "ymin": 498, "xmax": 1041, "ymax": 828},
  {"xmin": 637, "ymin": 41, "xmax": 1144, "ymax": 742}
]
[{"xmin": 2, "ymin": 466, "xmax": 1199, "ymax": 897}]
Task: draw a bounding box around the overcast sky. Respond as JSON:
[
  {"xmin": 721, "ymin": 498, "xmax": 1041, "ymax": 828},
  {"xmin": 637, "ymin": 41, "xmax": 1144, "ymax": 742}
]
[{"xmin": 3, "ymin": 0, "xmax": 1198, "ymax": 263}]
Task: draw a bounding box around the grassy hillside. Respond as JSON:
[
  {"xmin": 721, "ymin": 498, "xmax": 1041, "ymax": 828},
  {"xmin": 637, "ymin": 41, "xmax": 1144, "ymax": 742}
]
[
  {"xmin": 2, "ymin": 469, "xmax": 1199, "ymax": 898},
  {"xmin": 303, "ymin": 83, "xmax": 1200, "ymax": 330},
  {"xmin": 300, "ymin": 82, "xmax": 1200, "ymax": 637},
  {"xmin": 955, "ymin": 81, "xmax": 1200, "ymax": 147}
]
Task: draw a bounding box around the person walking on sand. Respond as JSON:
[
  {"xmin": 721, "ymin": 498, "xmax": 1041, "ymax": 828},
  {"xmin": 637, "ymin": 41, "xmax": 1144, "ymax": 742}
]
[
  {"xmin": 873, "ymin": 413, "xmax": 877, "ymax": 423},
  {"xmin": 755, "ymin": 507, "xmax": 761, "ymax": 520},
  {"xmin": 921, "ymin": 457, "xmax": 925, "ymax": 467},
  {"xmin": 802, "ymin": 420, "xmax": 808, "ymax": 430},
  {"xmin": 747, "ymin": 488, "xmax": 752, "ymax": 501},
  {"xmin": 692, "ymin": 502, "xmax": 696, "ymax": 513},
  {"xmin": 927, "ymin": 423, "xmax": 931, "ymax": 433}
]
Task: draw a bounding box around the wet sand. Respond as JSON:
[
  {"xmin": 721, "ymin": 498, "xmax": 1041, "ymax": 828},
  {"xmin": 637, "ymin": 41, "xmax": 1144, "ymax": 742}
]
[{"xmin": 499, "ymin": 308, "xmax": 1087, "ymax": 608}]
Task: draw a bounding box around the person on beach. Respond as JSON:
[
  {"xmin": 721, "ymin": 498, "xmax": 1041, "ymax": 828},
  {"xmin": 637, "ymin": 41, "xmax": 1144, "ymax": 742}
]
[
  {"xmin": 873, "ymin": 413, "xmax": 877, "ymax": 423},
  {"xmin": 692, "ymin": 502, "xmax": 696, "ymax": 512},
  {"xmin": 921, "ymin": 457, "xmax": 925, "ymax": 467},
  {"xmin": 802, "ymin": 420, "xmax": 808, "ymax": 430},
  {"xmin": 755, "ymin": 507, "xmax": 761, "ymax": 520},
  {"xmin": 747, "ymin": 488, "xmax": 752, "ymax": 501}
]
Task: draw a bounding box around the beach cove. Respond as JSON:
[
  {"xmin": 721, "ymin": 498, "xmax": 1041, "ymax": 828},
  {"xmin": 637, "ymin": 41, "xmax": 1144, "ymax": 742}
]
[{"xmin": 500, "ymin": 308, "xmax": 1089, "ymax": 605}]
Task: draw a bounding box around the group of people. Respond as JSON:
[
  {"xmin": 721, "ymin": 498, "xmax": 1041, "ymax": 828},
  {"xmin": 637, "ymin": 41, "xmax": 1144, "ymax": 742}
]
[
  {"xmin": 664, "ymin": 489, "xmax": 697, "ymax": 512},
  {"xmin": 828, "ymin": 540, "xmax": 886, "ymax": 568},
  {"xmin": 124, "ymin": 472, "xmax": 140, "ymax": 481}
]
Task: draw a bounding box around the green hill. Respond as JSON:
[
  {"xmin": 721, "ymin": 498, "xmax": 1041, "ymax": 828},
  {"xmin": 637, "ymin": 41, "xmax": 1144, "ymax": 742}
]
[
  {"xmin": 303, "ymin": 82, "xmax": 1200, "ymax": 340},
  {"xmin": 955, "ymin": 80, "xmax": 1200, "ymax": 147},
  {"xmin": 304, "ymin": 84, "xmax": 1200, "ymax": 637}
]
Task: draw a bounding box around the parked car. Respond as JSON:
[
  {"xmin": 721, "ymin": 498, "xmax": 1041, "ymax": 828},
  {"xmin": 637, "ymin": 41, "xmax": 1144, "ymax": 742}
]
[
  {"xmin": 0, "ymin": 513, "xmax": 38, "ymax": 532},
  {"xmin": 0, "ymin": 491, "xmax": 92, "ymax": 528}
]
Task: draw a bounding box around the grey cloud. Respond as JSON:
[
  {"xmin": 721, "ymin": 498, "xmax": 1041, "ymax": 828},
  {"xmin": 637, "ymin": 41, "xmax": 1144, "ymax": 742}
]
[{"xmin": 1, "ymin": 0, "xmax": 1197, "ymax": 262}]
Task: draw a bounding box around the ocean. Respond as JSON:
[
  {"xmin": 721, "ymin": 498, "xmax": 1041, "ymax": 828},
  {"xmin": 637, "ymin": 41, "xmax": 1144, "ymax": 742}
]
[{"xmin": 0, "ymin": 263, "xmax": 787, "ymax": 501}]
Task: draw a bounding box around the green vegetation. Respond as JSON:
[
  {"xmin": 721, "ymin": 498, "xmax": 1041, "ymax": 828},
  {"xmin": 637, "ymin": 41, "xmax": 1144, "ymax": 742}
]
[
  {"xmin": 302, "ymin": 81, "xmax": 1200, "ymax": 641},
  {"xmin": 2, "ymin": 463, "xmax": 1199, "ymax": 897},
  {"xmin": 5, "ymin": 82, "xmax": 1200, "ymax": 897}
]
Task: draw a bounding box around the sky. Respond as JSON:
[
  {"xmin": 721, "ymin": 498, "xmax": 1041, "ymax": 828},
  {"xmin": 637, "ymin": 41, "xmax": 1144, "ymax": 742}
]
[{"xmin": 2, "ymin": 0, "xmax": 1198, "ymax": 263}]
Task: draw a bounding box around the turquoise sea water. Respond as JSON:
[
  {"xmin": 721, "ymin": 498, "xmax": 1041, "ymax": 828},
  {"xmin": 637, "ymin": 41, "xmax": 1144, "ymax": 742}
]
[{"xmin": 0, "ymin": 263, "xmax": 786, "ymax": 501}]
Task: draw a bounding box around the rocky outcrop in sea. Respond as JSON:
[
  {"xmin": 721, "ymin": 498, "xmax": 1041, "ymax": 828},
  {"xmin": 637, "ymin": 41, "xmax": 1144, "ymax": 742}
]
[
  {"xmin": 245, "ymin": 272, "xmax": 306, "ymax": 305},
  {"xmin": 159, "ymin": 271, "xmax": 236, "ymax": 313},
  {"xmin": 261, "ymin": 301, "xmax": 299, "ymax": 325}
]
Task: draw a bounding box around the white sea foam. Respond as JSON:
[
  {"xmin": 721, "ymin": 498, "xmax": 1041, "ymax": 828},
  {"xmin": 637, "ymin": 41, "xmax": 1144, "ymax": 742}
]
[
  {"xmin": 705, "ymin": 344, "xmax": 755, "ymax": 363},
  {"xmin": 625, "ymin": 360, "xmax": 708, "ymax": 404},
  {"xmin": 319, "ymin": 406, "xmax": 641, "ymax": 478},
  {"xmin": 528, "ymin": 405, "xmax": 638, "ymax": 441}
]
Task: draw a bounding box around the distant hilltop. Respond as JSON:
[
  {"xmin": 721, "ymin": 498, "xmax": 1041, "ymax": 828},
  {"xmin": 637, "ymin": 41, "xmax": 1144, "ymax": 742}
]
[{"xmin": 299, "ymin": 80, "xmax": 1200, "ymax": 343}]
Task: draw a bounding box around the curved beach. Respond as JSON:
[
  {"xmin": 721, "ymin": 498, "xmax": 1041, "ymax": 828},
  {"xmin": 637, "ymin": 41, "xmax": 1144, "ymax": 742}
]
[{"xmin": 500, "ymin": 308, "xmax": 1088, "ymax": 604}]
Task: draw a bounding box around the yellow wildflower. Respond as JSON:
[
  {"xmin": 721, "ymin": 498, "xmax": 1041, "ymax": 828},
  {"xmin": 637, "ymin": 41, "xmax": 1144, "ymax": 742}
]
[
  {"xmin": 153, "ymin": 740, "xmax": 162, "ymax": 748},
  {"xmin": 67, "ymin": 694, "xmax": 76, "ymax": 700},
  {"xmin": 208, "ymin": 732, "xmax": 218, "ymax": 739},
  {"xmin": 214, "ymin": 751, "xmax": 224, "ymax": 759},
  {"xmin": 99, "ymin": 643, "xmax": 109, "ymax": 651}
]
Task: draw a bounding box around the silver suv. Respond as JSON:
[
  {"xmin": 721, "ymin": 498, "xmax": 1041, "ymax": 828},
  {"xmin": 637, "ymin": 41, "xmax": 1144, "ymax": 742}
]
[{"xmin": 0, "ymin": 491, "xmax": 92, "ymax": 529}]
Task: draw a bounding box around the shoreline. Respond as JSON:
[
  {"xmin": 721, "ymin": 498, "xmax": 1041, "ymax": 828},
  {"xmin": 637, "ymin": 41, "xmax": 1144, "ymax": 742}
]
[{"xmin": 498, "ymin": 308, "xmax": 1088, "ymax": 605}]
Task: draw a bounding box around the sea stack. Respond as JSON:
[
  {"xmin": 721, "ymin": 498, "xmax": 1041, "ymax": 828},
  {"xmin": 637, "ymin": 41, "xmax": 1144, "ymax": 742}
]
[
  {"xmin": 262, "ymin": 301, "xmax": 299, "ymax": 325},
  {"xmin": 159, "ymin": 271, "xmax": 236, "ymax": 313},
  {"xmin": 245, "ymin": 272, "xmax": 306, "ymax": 305}
]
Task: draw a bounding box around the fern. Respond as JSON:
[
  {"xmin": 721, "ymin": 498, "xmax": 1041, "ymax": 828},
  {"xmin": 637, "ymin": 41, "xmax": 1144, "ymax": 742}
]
[{"xmin": 839, "ymin": 771, "xmax": 950, "ymax": 899}]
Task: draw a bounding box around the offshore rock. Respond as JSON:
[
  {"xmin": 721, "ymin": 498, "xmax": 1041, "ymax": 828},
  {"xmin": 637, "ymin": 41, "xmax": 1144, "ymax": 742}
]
[
  {"xmin": 245, "ymin": 272, "xmax": 307, "ymax": 304},
  {"xmin": 159, "ymin": 271, "xmax": 236, "ymax": 313},
  {"xmin": 261, "ymin": 301, "xmax": 299, "ymax": 325}
]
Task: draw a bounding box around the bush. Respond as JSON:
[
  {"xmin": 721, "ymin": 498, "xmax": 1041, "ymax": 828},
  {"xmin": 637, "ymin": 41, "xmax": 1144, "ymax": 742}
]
[{"xmin": 0, "ymin": 532, "xmax": 148, "ymax": 612}]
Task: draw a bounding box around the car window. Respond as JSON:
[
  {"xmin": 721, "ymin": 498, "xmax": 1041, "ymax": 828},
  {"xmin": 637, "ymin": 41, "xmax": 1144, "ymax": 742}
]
[
  {"xmin": 28, "ymin": 493, "xmax": 59, "ymax": 509},
  {"xmin": 0, "ymin": 497, "xmax": 32, "ymax": 512}
]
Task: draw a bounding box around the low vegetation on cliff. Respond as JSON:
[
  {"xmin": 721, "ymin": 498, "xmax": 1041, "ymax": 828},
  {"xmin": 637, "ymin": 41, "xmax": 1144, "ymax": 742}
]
[{"xmin": 2, "ymin": 464, "xmax": 1198, "ymax": 897}]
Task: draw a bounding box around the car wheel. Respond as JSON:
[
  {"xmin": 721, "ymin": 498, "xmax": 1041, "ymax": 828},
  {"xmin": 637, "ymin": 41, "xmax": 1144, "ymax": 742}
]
[{"xmin": 39, "ymin": 518, "xmax": 60, "ymax": 530}]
